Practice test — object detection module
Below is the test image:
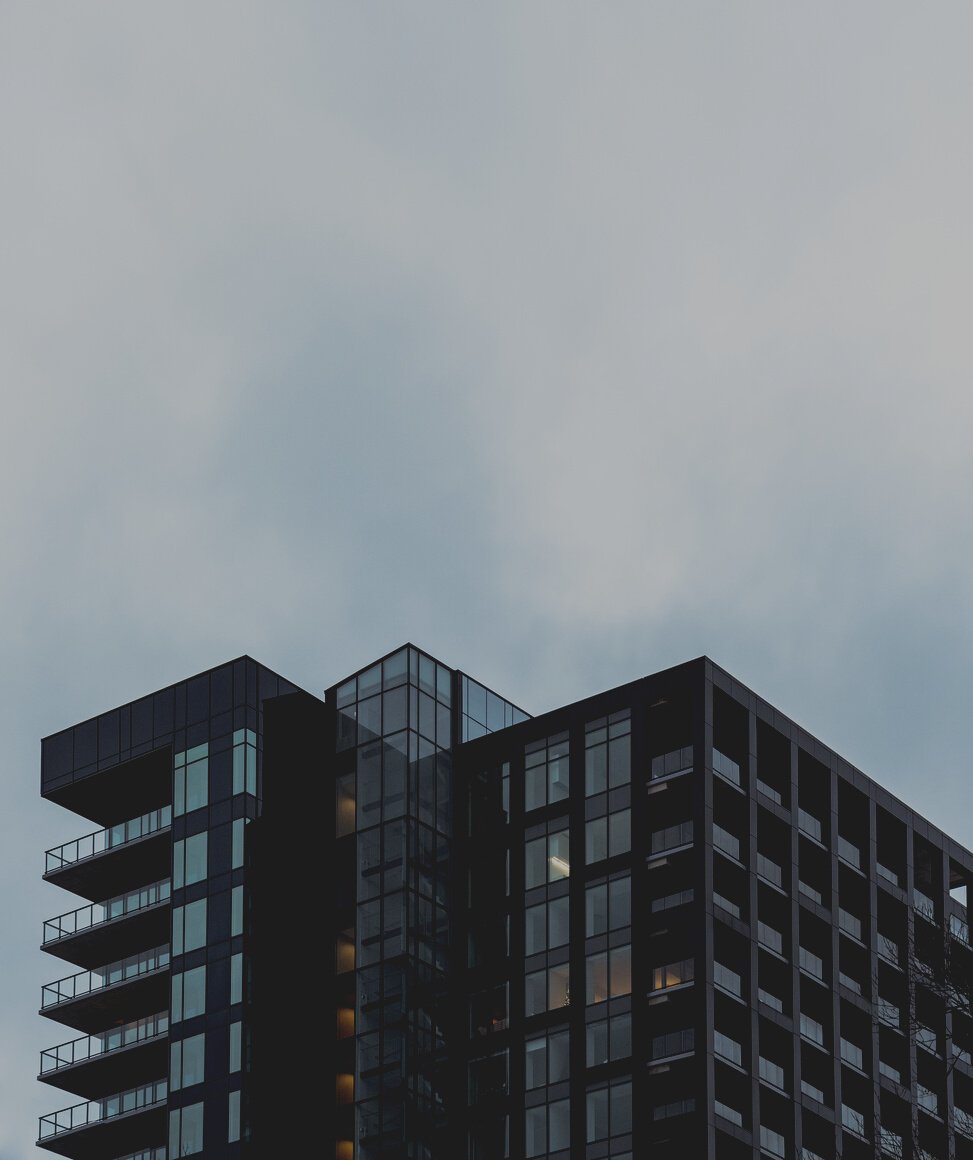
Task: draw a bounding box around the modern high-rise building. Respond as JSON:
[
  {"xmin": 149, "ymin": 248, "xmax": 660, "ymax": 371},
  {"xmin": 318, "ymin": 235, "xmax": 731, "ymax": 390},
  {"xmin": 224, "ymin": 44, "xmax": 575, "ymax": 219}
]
[{"xmin": 36, "ymin": 648, "xmax": 973, "ymax": 1160}]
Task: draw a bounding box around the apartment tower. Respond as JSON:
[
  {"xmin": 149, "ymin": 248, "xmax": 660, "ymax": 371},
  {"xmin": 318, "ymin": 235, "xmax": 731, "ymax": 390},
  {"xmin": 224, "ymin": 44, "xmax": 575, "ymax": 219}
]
[{"xmin": 36, "ymin": 649, "xmax": 973, "ymax": 1160}]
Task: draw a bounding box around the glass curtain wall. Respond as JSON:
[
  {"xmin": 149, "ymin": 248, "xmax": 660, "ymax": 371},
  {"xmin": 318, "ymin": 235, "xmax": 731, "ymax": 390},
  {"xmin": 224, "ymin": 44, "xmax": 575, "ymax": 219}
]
[{"xmin": 336, "ymin": 647, "xmax": 456, "ymax": 1160}]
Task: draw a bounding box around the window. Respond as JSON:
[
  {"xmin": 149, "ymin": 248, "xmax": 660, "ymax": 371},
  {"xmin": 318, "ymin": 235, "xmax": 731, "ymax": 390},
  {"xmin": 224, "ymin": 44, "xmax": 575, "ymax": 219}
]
[
  {"xmin": 586, "ymin": 946, "xmax": 631, "ymax": 1004},
  {"xmin": 526, "ymin": 831, "xmax": 570, "ymax": 888},
  {"xmin": 173, "ymin": 833, "xmax": 208, "ymax": 889},
  {"xmin": 526, "ymin": 897, "xmax": 569, "ymax": 954},
  {"xmin": 525, "ymin": 733, "xmax": 570, "ymax": 811},
  {"xmin": 839, "ymin": 1038, "xmax": 863, "ymax": 1070},
  {"xmin": 229, "ymin": 1022, "xmax": 242, "ymax": 1073},
  {"xmin": 230, "ymin": 953, "xmax": 243, "ymax": 1005},
  {"xmin": 585, "ymin": 712, "xmax": 631, "ymax": 795},
  {"xmin": 170, "ymin": 1033, "xmax": 205, "ymax": 1091},
  {"xmin": 525, "ymin": 1097, "xmax": 570, "ymax": 1157},
  {"xmin": 586, "ymin": 1012, "xmax": 631, "ymax": 1066},
  {"xmin": 174, "ymin": 745, "xmax": 208, "ymax": 817},
  {"xmin": 171, "ymin": 967, "xmax": 206, "ymax": 1022},
  {"xmin": 586, "ymin": 1078, "xmax": 632, "ymax": 1142},
  {"xmin": 336, "ymin": 773, "xmax": 356, "ymax": 837},
  {"xmin": 585, "ymin": 876, "xmax": 631, "ymax": 936},
  {"xmin": 231, "ymin": 818, "xmax": 245, "ymax": 870},
  {"xmin": 169, "ymin": 1102, "xmax": 204, "ymax": 1157},
  {"xmin": 610, "ymin": 809, "xmax": 631, "ymax": 857},
  {"xmin": 232, "ymin": 728, "xmax": 257, "ymax": 795},
  {"xmin": 525, "ymin": 964, "xmax": 570, "ymax": 1015},
  {"xmin": 231, "ymin": 886, "xmax": 244, "ymax": 938},
  {"xmin": 228, "ymin": 1090, "xmax": 241, "ymax": 1143},
  {"xmin": 525, "ymin": 1028, "xmax": 570, "ymax": 1089},
  {"xmin": 586, "ymin": 809, "xmax": 631, "ymax": 864},
  {"xmin": 172, "ymin": 900, "xmax": 207, "ymax": 957}
]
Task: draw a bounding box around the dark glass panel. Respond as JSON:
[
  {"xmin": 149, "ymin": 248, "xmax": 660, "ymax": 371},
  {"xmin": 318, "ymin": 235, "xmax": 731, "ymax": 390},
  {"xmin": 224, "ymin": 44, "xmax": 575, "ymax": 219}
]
[
  {"xmin": 98, "ymin": 711, "xmax": 119, "ymax": 759},
  {"xmin": 74, "ymin": 720, "xmax": 97, "ymax": 768}
]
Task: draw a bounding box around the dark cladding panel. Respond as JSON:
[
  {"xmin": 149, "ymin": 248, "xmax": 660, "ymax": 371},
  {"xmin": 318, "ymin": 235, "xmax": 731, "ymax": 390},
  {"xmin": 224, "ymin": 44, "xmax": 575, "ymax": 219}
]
[
  {"xmin": 187, "ymin": 674, "xmax": 210, "ymax": 724},
  {"xmin": 41, "ymin": 729, "xmax": 74, "ymax": 787},
  {"xmin": 74, "ymin": 719, "xmax": 97, "ymax": 771},
  {"xmin": 97, "ymin": 711, "xmax": 119, "ymax": 762},
  {"xmin": 211, "ymin": 664, "xmax": 232, "ymax": 715},
  {"xmin": 153, "ymin": 686, "xmax": 174, "ymax": 737}
]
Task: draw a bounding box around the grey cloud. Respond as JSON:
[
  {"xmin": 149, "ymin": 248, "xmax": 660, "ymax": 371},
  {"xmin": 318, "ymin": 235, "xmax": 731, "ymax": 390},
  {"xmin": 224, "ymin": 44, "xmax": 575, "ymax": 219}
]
[{"xmin": 3, "ymin": 3, "xmax": 973, "ymax": 1153}]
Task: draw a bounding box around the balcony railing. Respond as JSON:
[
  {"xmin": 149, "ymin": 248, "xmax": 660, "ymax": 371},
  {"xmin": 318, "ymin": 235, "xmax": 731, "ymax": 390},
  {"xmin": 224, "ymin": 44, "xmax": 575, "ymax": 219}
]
[
  {"xmin": 42, "ymin": 946, "xmax": 170, "ymax": 1010},
  {"xmin": 650, "ymin": 746, "xmax": 693, "ymax": 781},
  {"xmin": 41, "ymin": 1012, "xmax": 168, "ymax": 1075},
  {"xmin": 43, "ymin": 880, "xmax": 170, "ymax": 946},
  {"xmin": 114, "ymin": 1151, "xmax": 166, "ymax": 1160},
  {"xmin": 45, "ymin": 808, "xmax": 172, "ymax": 874},
  {"xmin": 39, "ymin": 1079, "xmax": 167, "ymax": 1140}
]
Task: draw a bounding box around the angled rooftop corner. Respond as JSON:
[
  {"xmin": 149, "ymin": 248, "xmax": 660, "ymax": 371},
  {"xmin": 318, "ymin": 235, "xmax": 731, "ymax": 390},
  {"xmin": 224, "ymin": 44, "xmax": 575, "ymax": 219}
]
[
  {"xmin": 326, "ymin": 641, "xmax": 531, "ymax": 747},
  {"xmin": 40, "ymin": 656, "xmax": 305, "ymax": 824}
]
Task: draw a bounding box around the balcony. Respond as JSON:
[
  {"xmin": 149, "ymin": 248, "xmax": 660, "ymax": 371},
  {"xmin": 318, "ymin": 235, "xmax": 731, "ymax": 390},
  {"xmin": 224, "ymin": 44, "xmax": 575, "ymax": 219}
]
[
  {"xmin": 43, "ymin": 881, "xmax": 171, "ymax": 968},
  {"xmin": 40, "ymin": 1012, "xmax": 168, "ymax": 1100},
  {"xmin": 38, "ymin": 1079, "xmax": 166, "ymax": 1159},
  {"xmin": 44, "ymin": 808, "xmax": 172, "ymax": 902},
  {"xmin": 42, "ymin": 745, "xmax": 171, "ymax": 830},
  {"xmin": 41, "ymin": 946, "xmax": 170, "ymax": 1034}
]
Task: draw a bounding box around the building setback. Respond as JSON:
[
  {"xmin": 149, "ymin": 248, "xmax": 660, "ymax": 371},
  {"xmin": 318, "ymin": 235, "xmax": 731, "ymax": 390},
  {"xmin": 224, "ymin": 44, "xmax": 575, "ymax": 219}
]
[{"xmin": 36, "ymin": 648, "xmax": 973, "ymax": 1160}]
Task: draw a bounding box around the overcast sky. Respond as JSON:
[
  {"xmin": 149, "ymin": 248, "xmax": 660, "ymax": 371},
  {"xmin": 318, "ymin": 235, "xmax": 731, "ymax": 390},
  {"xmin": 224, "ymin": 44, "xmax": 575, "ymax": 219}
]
[{"xmin": 3, "ymin": 3, "xmax": 973, "ymax": 1154}]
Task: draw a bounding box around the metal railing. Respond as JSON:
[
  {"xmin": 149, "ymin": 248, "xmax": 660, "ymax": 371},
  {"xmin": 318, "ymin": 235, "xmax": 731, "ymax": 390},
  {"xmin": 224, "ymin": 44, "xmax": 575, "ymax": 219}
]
[
  {"xmin": 43, "ymin": 880, "xmax": 170, "ymax": 945},
  {"xmin": 39, "ymin": 1080, "xmax": 167, "ymax": 1140},
  {"xmin": 41, "ymin": 1012, "xmax": 168, "ymax": 1074},
  {"xmin": 113, "ymin": 1151, "xmax": 166, "ymax": 1160},
  {"xmin": 46, "ymin": 807, "xmax": 172, "ymax": 874},
  {"xmin": 42, "ymin": 945, "xmax": 170, "ymax": 1009}
]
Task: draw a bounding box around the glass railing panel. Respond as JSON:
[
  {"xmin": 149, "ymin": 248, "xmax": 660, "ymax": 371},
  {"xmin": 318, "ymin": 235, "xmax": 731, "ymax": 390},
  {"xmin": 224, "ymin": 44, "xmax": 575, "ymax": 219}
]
[
  {"xmin": 798, "ymin": 809, "xmax": 823, "ymax": 842},
  {"xmin": 913, "ymin": 889, "xmax": 936, "ymax": 921},
  {"xmin": 43, "ymin": 880, "xmax": 170, "ymax": 944},
  {"xmin": 38, "ymin": 1080, "xmax": 167, "ymax": 1139},
  {"xmin": 45, "ymin": 808, "xmax": 172, "ymax": 873},
  {"xmin": 756, "ymin": 853, "xmax": 783, "ymax": 887},
  {"xmin": 836, "ymin": 836, "xmax": 861, "ymax": 868},
  {"xmin": 650, "ymin": 746, "xmax": 693, "ymax": 781},
  {"xmin": 41, "ymin": 945, "xmax": 170, "ymax": 1009},
  {"xmin": 649, "ymin": 821, "xmax": 693, "ymax": 854},
  {"xmin": 712, "ymin": 749, "xmax": 741, "ymax": 786},
  {"xmin": 40, "ymin": 1013, "xmax": 169, "ymax": 1074}
]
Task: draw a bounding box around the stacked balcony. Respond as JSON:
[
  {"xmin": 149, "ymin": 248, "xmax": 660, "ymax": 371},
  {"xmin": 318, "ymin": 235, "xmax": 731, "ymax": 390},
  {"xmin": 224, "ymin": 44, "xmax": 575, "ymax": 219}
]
[{"xmin": 39, "ymin": 801, "xmax": 171, "ymax": 1158}]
